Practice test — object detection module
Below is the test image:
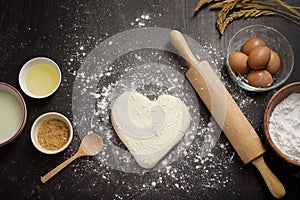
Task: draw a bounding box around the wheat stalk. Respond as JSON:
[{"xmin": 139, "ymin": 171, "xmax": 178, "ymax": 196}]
[
  {"xmin": 194, "ymin": 0, "xmax": 215, "ymax": 12},
  {"xmin": 238, "ymin": 2, "xmax": 300, "ymax": 20},
  {"xmin": 272, "ymin": 0, "xmax": 300, "ymax": 17},
  {"xmin": 216, "ymin": 0, "xmax": 242, "ymax": 32},
  {"xmin": 249, "ymin": 0, "xmax": 300, "ymax": 17},
  {"xmin": 219, "ymin": 9, "xmax": 275, "ymax": 34},
  {"xmin": 194, "ymin": 0, "xmax": 300, "ymax": 35},
  {"xmin": 211, "ymin": 0, "xmax": 251, "ymax": 9},
  {"xmin": 210, "ymin": 1, "xmax": 226, "ymax": 9},
  {"xmin": 252, "ymin": 1, "xmax": 300, "ymax": 10}
]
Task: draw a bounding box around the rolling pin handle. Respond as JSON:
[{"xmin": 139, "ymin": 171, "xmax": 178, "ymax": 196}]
[
  {"xmin": 252, "ymin": 156, "xmax": 286, "ymax": 198},
  {"xmin": 169, "ymin": 30, "xmax": 199, "ymax": 67}
]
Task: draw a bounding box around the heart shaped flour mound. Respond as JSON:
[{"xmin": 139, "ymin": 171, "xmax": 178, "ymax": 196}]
[{"xmin": 111, "ymin": 91, "xmax": 191, "ymax": 169}]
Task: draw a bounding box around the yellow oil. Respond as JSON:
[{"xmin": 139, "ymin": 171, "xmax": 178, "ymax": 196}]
[{"xmin": 26, "ymin": 63, "xmax": 59, "ymax": 96}]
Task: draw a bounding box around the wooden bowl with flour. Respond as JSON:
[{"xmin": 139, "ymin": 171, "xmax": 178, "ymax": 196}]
[{"xmin": 264, "ymin": 82, "xmax": 300, "ymax": 166}]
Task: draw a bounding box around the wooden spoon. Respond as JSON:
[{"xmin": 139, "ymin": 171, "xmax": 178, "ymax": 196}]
[{"xmin": 41, "ymin": 133, "xmax": 103, "ymax": 183}]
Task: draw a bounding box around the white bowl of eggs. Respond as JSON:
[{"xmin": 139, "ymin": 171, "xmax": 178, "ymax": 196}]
[{"xmin": 226, "ymin": 25, "xmax": 294, "ymax": 92}]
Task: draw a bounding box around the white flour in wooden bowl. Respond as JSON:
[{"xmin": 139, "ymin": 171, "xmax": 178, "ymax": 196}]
[{"xmin": 269, "ymin": 93, "xmax": 300, "ymax": 162}]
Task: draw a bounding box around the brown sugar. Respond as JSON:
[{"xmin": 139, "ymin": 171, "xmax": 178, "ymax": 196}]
[{"xmin": 37, "ymin": 119, "xmax": 70, "ymax": 150}]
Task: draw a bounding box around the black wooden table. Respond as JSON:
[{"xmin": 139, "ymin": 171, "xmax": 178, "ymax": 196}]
[{"xmin": 1, "ymin": 0, "xmax": 299, "ymax": 199}]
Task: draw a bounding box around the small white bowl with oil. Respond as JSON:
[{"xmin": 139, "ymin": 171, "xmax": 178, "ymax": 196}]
[{"xmin": 19, "ymin": 57, "xmax": 61, "ymax": 98}]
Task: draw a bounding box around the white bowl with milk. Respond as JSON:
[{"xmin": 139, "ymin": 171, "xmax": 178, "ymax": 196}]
[{"xmin": 0, "ymin": 82, "xmax": 27, "ymax": 146}]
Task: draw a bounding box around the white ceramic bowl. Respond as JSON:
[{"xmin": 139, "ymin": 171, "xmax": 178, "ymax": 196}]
[
  {"xmin": 31, "ymin": 112, "xmax": 73, "ymax": 154},
  {"xmin": 0, "ymin": 82, "xmax": 27, "ymax": 146},
  {"xmin": 19, "ymin": 57, "xmax": 61, "ymax": 98}
]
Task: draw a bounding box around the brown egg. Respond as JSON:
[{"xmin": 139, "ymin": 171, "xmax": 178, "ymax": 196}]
[
  {"xmin": 242, "ymin": 38, "xmax": 266, "ymax": 55},
  {"xmin": 247, "ymin": 46, "xmax": 271, "ymax": 70},
  {"xmin": 247, "ymin": 70, "xmax": 273, "ymax": 88},
  {"xmin": 266, "ymin": 50, "xmax": 281, "ymax": 75},
  {"xmin": 228, "ymin": 52, "xmax": 250, "ymax": 73}
]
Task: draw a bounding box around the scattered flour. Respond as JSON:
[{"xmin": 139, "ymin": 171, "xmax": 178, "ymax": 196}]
[
  {"xmin": 131, "ymin": 14, "xmax": 153, "ymax": 27},
  {"xmin": 15, "ymin": 2, "xmax": 262, "ymax": 198},
  {"xmin": 65, "ymin": 25, "xmax": 253, "ymax": 198},
  {"xmin": 69, "ymin": 40, "xmax": 236, "ymax": 197}
]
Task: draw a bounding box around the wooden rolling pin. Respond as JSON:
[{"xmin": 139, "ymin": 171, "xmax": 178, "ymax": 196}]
[{"xmin": 169, "ymin": 30, "xmax": 285, "ymax": 198}]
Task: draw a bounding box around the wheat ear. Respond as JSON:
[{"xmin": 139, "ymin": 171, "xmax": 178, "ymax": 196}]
[
  {"xmin": 216, "ymin": 0, "xmax": 242, "ymax": 32},
  {"xmin": 211, "ymin": 0, "xmax": 251, "ymax": 9},
  {"xmin": 271, "ymin": 0, "xmax": 300, "ymax": 17},
  {"xmin": 219, "ymin": 9, "xmax": 275, "ymax": 35},
  {"xmin": 239, "ymin": 2, "xmax": 300, "ymax": 20},
  {"xmin": 194, "ymin": 0, "xmax": 215, "ymax": 12}
]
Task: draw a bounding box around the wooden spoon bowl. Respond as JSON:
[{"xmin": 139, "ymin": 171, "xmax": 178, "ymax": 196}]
[{"xmin": 41, "ymin": 133, "xmax": 103, "ymax": 183}]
